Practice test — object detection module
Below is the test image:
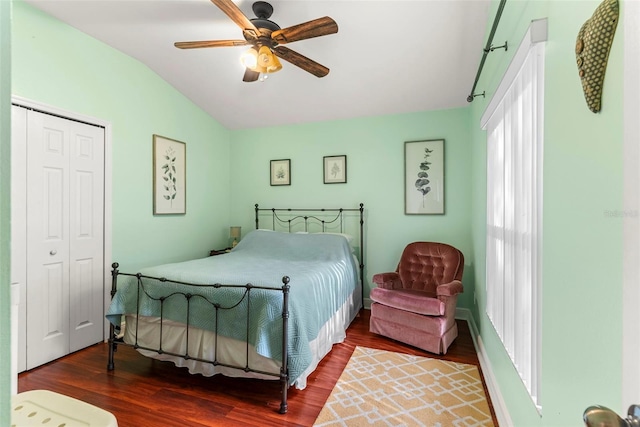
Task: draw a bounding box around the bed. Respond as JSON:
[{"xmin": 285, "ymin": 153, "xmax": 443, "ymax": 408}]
[{"xmin": 105, "ymin": 204, "xmax": 364, "ymax": 413}]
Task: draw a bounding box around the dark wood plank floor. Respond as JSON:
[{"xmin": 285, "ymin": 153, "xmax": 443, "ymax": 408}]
[{"xmin": 18, "ymin": 310, "xmax": 498, "ymax": 426}]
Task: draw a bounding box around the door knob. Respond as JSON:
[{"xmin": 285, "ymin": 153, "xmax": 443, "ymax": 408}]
[
  {"xmin": 584, "ymin": 405, "xmax": 640, "ymax": 427},
  {"xmin": 49, "ymin": 250, "xmax": 57, "ymax": 256}
]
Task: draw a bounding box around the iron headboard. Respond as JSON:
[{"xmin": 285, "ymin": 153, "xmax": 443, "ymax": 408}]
[{"xmin": 254, "ymin": 203, "xmax": 365, "ymax": 308}]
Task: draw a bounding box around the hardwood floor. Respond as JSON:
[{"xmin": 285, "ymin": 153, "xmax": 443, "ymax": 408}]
[{"xmin": 17, "ymin": 310, "xmax": 498, "ymax": 426}]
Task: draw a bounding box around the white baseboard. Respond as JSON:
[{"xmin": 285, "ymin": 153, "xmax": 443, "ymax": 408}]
[{"xmin": 456, "ymin": 308, "xmax": 513, "ymax": 427}]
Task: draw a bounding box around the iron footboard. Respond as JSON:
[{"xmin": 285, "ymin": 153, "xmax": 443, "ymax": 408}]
[{"xmin": 107, "ymin": 262, "xmax": 291, "ymax": 414}]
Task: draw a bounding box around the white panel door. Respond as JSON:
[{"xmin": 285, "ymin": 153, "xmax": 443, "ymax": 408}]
[
  {"xmin": 26, "ymin": 110, "xmax": 71, "ymax": 369},
  {"xmin": 68, "ymin": 119, "xmax": 105, "ymax": 352},
  {"xmin": 25, "ymin": 109, "xmax": 105, "ymax": 369}
]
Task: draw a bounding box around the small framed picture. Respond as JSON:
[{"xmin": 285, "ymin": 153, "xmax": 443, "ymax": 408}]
[
  {"xmin": 323, "ymin": 155, "xmax": 347, "ymax": 184},
  {"xmin": 270, "ymin": 159, "xmax": 291, "ymax": 186},
  {"xmin": 153, "ymin": 134, "xmax": 186, "ymax": 215},
  {"xmin": 405, "ymin": 139, "xmax": 444, "ymax": 214}
]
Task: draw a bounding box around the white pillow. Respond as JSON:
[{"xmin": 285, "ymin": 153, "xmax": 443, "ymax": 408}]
[{"xmin": 315, "ymin": 232, "xmax": 354, "ymax": 245}]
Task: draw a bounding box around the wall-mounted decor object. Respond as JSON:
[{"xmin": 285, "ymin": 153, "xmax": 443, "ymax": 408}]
[
  {"xmin": 405, "ymin": 139, "xmax": 445, "ymax": 215},
  {"xmin": 575, "ymin": 0, "xmax": 619, "ymax": 113},
  {"xmin": 323, "ymin": 155, "xmax": 347, "ymax": 184},
  {"xmin": 270, "ymin": 159, "xmax": 291, "ymax": 186},
  {"xmin": 153, "ymin": 134, "xmax": 186, "ymax": 215}
]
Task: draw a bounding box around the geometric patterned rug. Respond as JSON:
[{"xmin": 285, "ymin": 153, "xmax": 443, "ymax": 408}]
[{"xmin": 313, "ymin": 346, "xmax": 495, "ymax": 427}]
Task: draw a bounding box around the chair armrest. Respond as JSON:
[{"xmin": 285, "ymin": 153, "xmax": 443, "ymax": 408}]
[
  {"xmin": 372, "ymin": 272, "xmax": 402, "ymax": 290},
  {"xmin": 436, "ymin": 280, "xmax": 463, "ymax": 297}
]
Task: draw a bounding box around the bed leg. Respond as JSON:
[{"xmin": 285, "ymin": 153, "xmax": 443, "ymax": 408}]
[
  {"xmin": 107, "ymin": 262, "xmax": 119, "ymax": 371},
  {"xmin": 279, "ymin": 275, "xmax": 290, "ymax": 414},
  {"xmin": 107, "ymin": 327, "xmax": 115, "ymax": 371},
  {"xmin": 279, "ymin": 383, "xmax": 288, "ymax": 414}
]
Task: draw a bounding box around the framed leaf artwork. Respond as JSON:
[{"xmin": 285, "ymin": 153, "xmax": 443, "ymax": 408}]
[
  {"xmin": 323, "ymin": 155, "xmax": 347, "ymax": 184},
  {"xmin": 404, "ymin": 139, "xmax": 444, "ymax": 214},
  {"xmin": 270, "ymin": 159, "xmax": 291, "ymax": 186},
  {"xmin": 153, "ymin": 134, "xmax": 186, "ymax": 215}
]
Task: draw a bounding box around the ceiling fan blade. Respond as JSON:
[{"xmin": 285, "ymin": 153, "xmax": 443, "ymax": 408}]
[
  {"xmin": 243, "ymin": 68, "xmax": 260, "ymax": 82},
  {"xmin": 174, "ymin": 40, "xmax": 249, "ymax": 49},
  {"xmin": 210, "ymin": 0, "xmax": 261, "ymax": 40},
  {"xmin": 271, "ymin": 16, "xmax": 338, "ymax": 45},
  {"xmin": 273, "ymin": 46, "xmax": 329, "ymax": 78}
]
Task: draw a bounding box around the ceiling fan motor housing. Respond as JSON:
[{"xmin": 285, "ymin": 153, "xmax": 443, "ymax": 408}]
[
  {"xmin": 250, "ymin": 1, "xmax": 280, "ymax": 33},
  {"xmin": 252, "ymin": 1, "xmax": 273, "ymax": 19}
]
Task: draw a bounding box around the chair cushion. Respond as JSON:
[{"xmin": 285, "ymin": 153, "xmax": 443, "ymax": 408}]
[{"xmin": 370, "ymin": 287, "xmax": 444, "ymax": 316}]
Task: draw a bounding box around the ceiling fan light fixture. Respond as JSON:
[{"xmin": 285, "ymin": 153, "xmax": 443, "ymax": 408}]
[
  {"xmin": 266, "ymin": 54, "xmax": 282, "ymax": 73},
  {"xmin": 240, "ymin": 47, "xmax": 258, "ymax": 70},
  {"xmin": 257, "ymin": 46, "xmax": 282, "ymax": 73}
]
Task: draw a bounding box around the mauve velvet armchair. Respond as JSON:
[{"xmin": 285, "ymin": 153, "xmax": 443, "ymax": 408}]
[{"xmin": 369, "ymin": 242, "xmax": 464, "ymax": 354}]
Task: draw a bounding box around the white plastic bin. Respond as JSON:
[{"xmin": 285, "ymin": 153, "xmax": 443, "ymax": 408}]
[{"xmin": 11, "ymin": 390, "xmax": 118, "ymax": 427}]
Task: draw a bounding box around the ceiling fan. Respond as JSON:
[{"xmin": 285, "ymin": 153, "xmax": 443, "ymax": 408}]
[{"xmin": 174, "ymin": 0, "xmax": 338, "ymax": 82}]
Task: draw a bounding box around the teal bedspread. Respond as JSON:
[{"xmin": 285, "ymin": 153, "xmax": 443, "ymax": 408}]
[{"xmin": 106, "ymin": 230, "xmax": 358, "ymax": 383}]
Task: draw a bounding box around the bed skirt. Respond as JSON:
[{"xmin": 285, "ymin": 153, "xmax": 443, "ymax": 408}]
[{"xmin": 122, "ymin": 285, "xmax": 361, "ymax": 389}]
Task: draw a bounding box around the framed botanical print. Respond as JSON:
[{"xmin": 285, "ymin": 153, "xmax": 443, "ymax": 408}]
[
  {"xmin": 323, "ymin": 155, "xmax": 347, "ymax": 184},
  {"xmin": 270, "ymin": 159, "xmax": 291, "ymax": 186},
  {"xmin": 405, "ymin": 139, "xmax": 444, "ymax": 214},
  {"xmin": 153, "ymin": 134, "xmax": 186, "ymax": 215}
]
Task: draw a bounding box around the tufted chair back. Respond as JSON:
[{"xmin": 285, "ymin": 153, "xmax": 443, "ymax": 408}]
[{"xmin": 396, "ymin": 242, "xmax": 464, "ymax": 294}]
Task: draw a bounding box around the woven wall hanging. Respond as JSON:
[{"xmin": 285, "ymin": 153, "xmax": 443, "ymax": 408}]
[{"xmin": 575, "ymin": 0, "xmax": 619, "ymax": 113}]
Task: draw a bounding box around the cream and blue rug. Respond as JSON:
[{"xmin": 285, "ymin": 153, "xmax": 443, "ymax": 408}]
[{"xmin": 313, "ymin": 346, "xmax": 494, "ymax": 427}]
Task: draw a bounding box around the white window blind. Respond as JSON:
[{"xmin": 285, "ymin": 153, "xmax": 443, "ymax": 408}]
[{"xmin": 483, "ymin": 19, "xmax": 546, "ymax": 410}]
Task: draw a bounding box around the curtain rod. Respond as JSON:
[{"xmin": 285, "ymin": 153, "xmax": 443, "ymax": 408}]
[{"xmin": 467, "ymin": 0, "xmax": 508, "ymax": 103}]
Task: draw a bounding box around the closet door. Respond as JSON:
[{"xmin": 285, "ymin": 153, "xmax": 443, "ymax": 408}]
[
  {"xmin": 68, "ymin": 114, "xmax": 105, "ymax": 352},
  {"xmin": 26, "ymin": 110, "xmax": 71, "ymax": 368},
  {"xmin": 25, "ymin": 109, "xmax": 104, "ymax": 369}
]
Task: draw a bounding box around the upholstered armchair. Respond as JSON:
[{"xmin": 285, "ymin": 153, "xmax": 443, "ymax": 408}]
[{"xmin": 369, "ymin": 242, "xmax": 464, "ymax": 354}]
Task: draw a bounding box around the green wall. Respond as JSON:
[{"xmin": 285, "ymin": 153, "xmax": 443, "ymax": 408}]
[
  {"xmin": 12, "ymin": 0, "xmax": 232, "ymax": 272},
  {"xmin": 0, "ymin": 0, "xmax": 11, "ymax": 423},
  {"xmin": 229, "ymin": 109, "xmax": 475, "ymax": 304},
  {"xmin": 470, "ymin": 0, "xmax": 624, "ymax": 425},
  {"xmin": 7, "ymin": 1, "xmax": 629, "ymax": 426}
]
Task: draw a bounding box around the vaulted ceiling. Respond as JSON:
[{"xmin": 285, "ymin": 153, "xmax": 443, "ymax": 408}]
[{"xmin": 25, "ymin": 0, "xmax": 491, "ymax": 130}]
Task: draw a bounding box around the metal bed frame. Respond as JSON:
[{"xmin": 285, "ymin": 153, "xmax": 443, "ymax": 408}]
[
  {"xmin": 254, "ymin": 203, "xmax": 365, "ymax": 306},
  {"xmin": 107, "ymin": 204, "xmax": 364, "ymax": 414}
]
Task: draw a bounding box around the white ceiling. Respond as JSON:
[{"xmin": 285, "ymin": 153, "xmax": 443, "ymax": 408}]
[{"xmin": 24, "ymin": 0, "xmax": 491, "ymax": 130}]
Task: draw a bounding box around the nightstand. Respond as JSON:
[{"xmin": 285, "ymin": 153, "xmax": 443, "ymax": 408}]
[{"xmin": 209, "ymin": 248, "xmax": 231, "ymax": 256}]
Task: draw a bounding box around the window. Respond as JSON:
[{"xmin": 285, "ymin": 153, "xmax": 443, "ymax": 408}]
[
  {"xmin": 482, "ymin": 19, "xmax": 546, "ymax": 410},
  {"xmin": 622, "ymin": 1, "xmax": 640, "ymax": 410}
]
